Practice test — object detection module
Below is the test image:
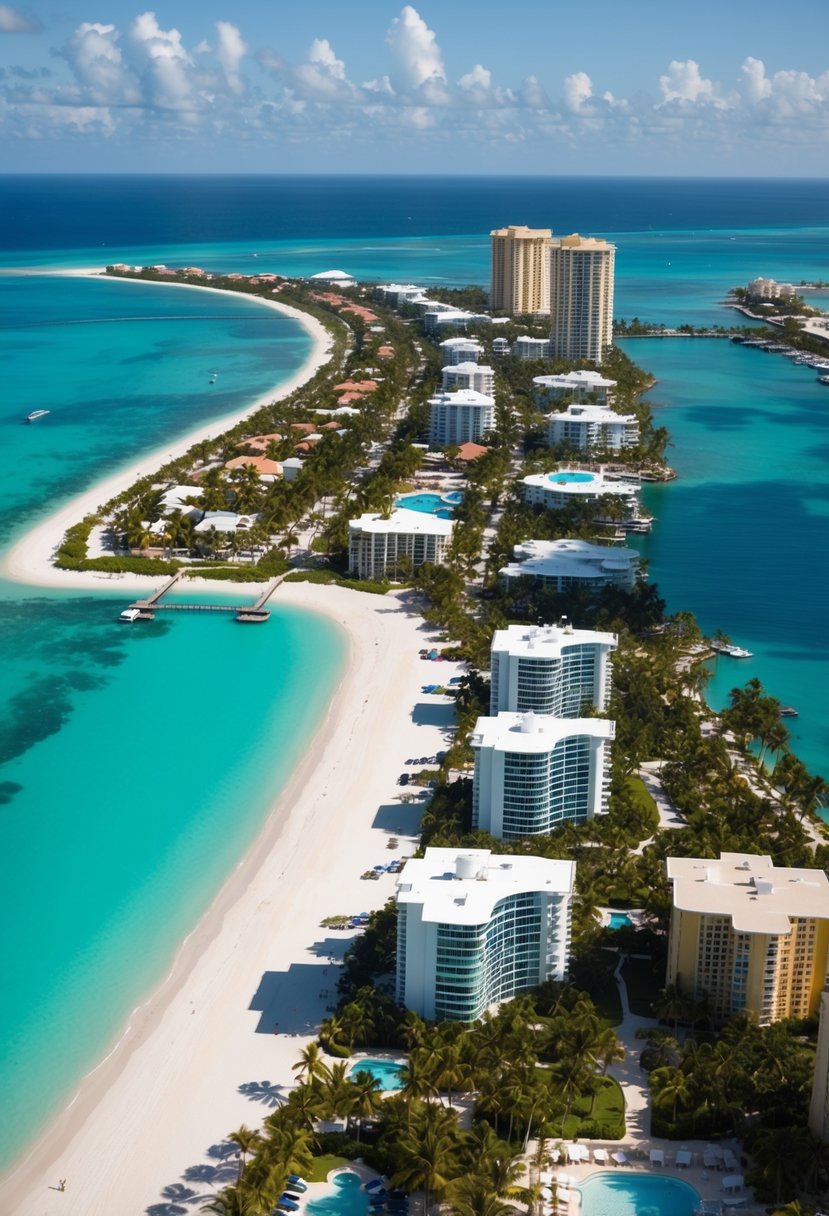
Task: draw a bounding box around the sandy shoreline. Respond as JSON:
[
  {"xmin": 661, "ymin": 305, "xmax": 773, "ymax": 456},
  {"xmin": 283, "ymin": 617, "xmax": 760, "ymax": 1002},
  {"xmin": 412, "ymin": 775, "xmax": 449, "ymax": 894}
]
[
  {"xmin": 0, "ymin": 580, "xmax": 459, "ymax": 1214},
  {"xmin": 2, "ymin": 270, "xmax": 334, "ymax": 592}
]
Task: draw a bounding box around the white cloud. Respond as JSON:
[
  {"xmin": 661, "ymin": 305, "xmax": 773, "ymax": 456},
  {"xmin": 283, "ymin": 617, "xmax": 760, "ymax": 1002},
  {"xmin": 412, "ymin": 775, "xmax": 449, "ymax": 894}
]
[
  {"xmin": 564, "ymin": 70, "xmax": 592, "ymax": 113},
  {"xmin": 659, "ymin": 59, "xmax": 720, "ymax": 105},
  {"xmin": 215, "ymin": 22, "xmax": 246, "ymax": 95},
  {"xmin": 0, "ymin": 4, "xmax": 40, "ymax": 33},
  {"xmin": 293, "ymin": 37, "xmax": 358, "ymax": 102},
  {"xmin": 129, "ymin": 11, "xmax": 194, "ymax": 111},
  {"xmin": 386, "ymin": 6, "xmax": 445, "ymax": 90},
  {"xmin": 458, "ymin": 64, "xmax": 490, "ymax": 92},
  {"xmin": 740, "ymin": 56, "xmax": 772, "ymax": 104},
  {"xmin": 64, "ymin": 22, "xmax": 140, "ymax": 106}
]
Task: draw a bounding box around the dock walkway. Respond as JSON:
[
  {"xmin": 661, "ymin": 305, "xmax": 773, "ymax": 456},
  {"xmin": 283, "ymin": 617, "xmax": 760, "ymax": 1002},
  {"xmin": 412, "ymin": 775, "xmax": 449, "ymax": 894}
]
[{"xmin": 128, "ymin": 572, "xmax": 285, "ymax": 623}]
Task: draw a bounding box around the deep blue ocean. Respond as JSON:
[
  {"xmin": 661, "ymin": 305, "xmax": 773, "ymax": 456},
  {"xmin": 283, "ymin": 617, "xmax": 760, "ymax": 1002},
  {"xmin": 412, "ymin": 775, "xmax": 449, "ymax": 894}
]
[{"xmin": 0, "ymin": 175, "xmax": 827, "ymax": 1173}]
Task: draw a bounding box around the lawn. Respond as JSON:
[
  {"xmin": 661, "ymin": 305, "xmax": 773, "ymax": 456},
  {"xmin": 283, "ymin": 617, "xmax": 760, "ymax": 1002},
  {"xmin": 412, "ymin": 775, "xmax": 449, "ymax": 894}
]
[
  {"xmin": 309, "ymin": 1154, "xmax": 349, "ymax": 1183},
  {"xmin": 536, "ymin": 1074, "xmax": 626, "ymax": 1140},
  {"xmin": 624, "ymin": 774, "xmax": 659, "ymax": 831}
]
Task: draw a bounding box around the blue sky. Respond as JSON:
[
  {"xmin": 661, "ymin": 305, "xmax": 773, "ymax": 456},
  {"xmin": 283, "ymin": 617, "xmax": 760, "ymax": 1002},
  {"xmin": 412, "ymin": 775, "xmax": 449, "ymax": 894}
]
[{"xmin": 1, "ymin": 0, "xmax": 828, "ymax": 174}]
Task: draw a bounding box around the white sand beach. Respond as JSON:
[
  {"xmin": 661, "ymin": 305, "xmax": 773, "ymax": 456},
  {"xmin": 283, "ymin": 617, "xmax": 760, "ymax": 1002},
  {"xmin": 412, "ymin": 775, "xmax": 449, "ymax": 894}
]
[
  {"xmin": 2, "ymin": 271, "xmax": 334, "ymax": 592},
  {"xmin": 0, "ymin": 580, "xmax": 461, "ymax": 1215}
]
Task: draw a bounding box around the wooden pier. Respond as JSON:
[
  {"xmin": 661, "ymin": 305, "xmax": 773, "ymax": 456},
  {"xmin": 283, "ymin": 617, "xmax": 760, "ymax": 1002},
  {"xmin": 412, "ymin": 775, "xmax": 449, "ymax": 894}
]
[{"xmin": 127, "ymin": 572, "xmax": 285, "ymax": 623}]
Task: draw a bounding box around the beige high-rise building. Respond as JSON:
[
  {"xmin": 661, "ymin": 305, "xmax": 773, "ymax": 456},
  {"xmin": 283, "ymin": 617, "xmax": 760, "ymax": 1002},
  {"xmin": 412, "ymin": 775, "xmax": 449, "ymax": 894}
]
[
  {"xmin": 666, "ymin": 852, "xmax": 829, "ymax": 1026},
  {"xmin": 549, "ymin": 234, "xmax": 615, "ymax": 363},
  {"xmin": 490, "ymin": 225, "xmax": 553, "ymax": 315}
]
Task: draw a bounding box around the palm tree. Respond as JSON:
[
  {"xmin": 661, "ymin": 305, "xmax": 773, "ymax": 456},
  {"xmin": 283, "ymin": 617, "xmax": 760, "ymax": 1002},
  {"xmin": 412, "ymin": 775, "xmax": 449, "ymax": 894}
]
[
  {"xmin": 391, "ymin": 1107, "xmax": 459, "ymax": 1215},
  {"xmin": 292, "ymin": 1041, "xmax": 331, "ymax": 1085},
  {"xmin": 399, "ymin": 1050, "xmax": 438, "ymax": 1131},
  {"xmin": 227, "ymin": 1125, "xmax": 262, "ymax": 1181},
  {"xmin": 348, "ymin": 1071, "xmax": 383, "ymax": 1141}
]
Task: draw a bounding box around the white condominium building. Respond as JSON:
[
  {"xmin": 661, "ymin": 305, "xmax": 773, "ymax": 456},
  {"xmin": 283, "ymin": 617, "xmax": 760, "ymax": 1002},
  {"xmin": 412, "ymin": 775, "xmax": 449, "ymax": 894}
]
[
  {"xmin": 440, "ymin": 337, "xmax": 484, "ymax": 365},
  {"xmin": 375, "ymin": 283, "xmax": 428, "ymax": 307},
  {"xmin": 441, "ymin": 362, "xmax": 496, "ymax": 395},
  {"xmin": 423, "ymin": 307, "xmax": 491, "ymax": 333},
  {"xmin": 534, "ymin": 370, "xmax": 617, "ymax": 408},
  {"xmin": 490, "ymin": 225, "xmax": 553, "ymax": 315},
  {"xmin": 471, "ymin": 710, "xmax": 614, "ymax": 839},
  {"xmin": 549, "ymin": 234, "xmax": 616, "ymax": 363},
  {"xmin": 395, "ymin": 847, "xmax": 574, "ymax": 1022},
  {"xmin": 499, "ymin": 538, "xmax": 641, "ymax": 593},
  {"xmin": 428, "ymin": 388, "xmax": 496, "ymax": 448},
  {"xmin": 490, "ymin": 621, "xmax": 617, "ymax": 717},
  {"xmin": 514, "ymin": 336, "xmax": 552, "ymax": 360},
  {"xmin": 348, "ymin": 508, "xmax": 453, "ymax": 580},
  {"xmin": 547, "ymin": 403, "xmax": 639, "ymax": 452},
  {"xmin": 521, "ymin": 469, "xmax": 642, "ymax": 524},
  {"xmin": 667, "ymin": 853, "xmax": 829, "ymax": 1026}
]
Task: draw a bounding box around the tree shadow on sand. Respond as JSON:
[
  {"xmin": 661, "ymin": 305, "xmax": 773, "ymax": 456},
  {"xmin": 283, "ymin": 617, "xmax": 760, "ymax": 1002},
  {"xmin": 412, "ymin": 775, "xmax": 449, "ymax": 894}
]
[{"xmin": 238, "ymin": 1078, "xmax": 288, "ymax": 1106}]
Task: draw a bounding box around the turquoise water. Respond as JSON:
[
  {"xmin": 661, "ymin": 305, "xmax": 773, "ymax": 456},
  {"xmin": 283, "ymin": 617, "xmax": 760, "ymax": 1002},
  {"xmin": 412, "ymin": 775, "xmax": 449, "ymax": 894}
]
[
  {"xmin": 308, "ymin": 1170, "xmax": 369, "ymax": 1216},
  {"xmin": 622, "ymin": 338, "xmax": 829, "ymax": 781},
  {"xmin": 609, "ymin": 914, "xmax": 634, "ymax": 931},
  {"xmin": 0, "ymin": 275, "xmax": 346, "ymax": 1170},
  {"xmin": 349, "ymin": 1058, "xmax": 404, "ymax": 1091},
  {"xmin": 577, "ymin": 1171, "xmax": 700, "ymax": 1216},
  {"xmin": 549, "ymin": 472, "xmax": 596, "ymax": 484},
  {"xmin": 396, "ymin": 492, "xmax": 459, "ymax": 518}
]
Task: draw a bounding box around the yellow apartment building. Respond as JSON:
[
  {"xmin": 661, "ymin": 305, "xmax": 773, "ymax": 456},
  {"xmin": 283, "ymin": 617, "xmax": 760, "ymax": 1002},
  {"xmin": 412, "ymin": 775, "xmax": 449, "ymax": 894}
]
[
  {"xmin": 666, "ymin": 852, "xmax": 829, "ymax": 1025},
  {"xmin": 490, "ymin": 225, "xmax": 553, "ymax": 315}
]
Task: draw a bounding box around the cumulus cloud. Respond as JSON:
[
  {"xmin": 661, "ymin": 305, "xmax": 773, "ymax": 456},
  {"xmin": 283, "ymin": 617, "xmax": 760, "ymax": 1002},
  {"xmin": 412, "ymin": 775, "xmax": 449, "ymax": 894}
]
[
  {"xmin": 293, "ymin": 37, "xmax": 359, "ymax": 102},
  {"xmin": 659, "ymin": 59, "xmax": 719, "ymax": 105},
  {"xmin": 129, "ymin": 11, "xmax": 194, "ymax": 111},
  {"xmin": 386, "ymin": 5, "xmax": 445, "ymax": 90},
  {"xmin": 564, "ymin": 70, "xmax": 593, "ymax": 113},
  {"xmin": 215, "ymin": 21, "xmax": 246, "ymax": 94},
  {"xmin": 63, "ymin": 22, "xmax": 140, "ymax": 106},
  {"xmin": 0, "ymin": 4, "xmax": 40, "ymax": 33}
]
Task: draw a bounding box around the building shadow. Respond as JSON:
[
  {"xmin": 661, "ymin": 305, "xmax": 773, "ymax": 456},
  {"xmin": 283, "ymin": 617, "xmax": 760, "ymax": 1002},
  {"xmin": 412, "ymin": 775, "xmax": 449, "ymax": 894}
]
[
  {"xmin": 411, "ymin": 700, "xmax": 456, "ymax": 728},
  {"xmin": 249, "ymin": 960, "xmax": 337, "ymax": 1035},
  {"xmin": 371, "ymin": 798, "xmax": 425, "ymax": 838}
]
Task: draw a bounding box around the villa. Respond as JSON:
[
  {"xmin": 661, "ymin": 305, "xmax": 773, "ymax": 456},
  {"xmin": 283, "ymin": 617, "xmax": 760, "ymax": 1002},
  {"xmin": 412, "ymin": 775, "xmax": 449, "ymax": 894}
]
[
  {"xmin": 471, "ymin": 710, "xmax": 614, "ymax": 838},
  {"xmin": 395, "ymin": 847, "xmax": 575, "ymax": 1021},
  {"xmin": 667, "ymin": 852, "xmax": 829, "ymax": 1025},
  {"xmin": 499, "ymin": 537, "xmax": 642, "ymax": 593},
  {"xmin": 347, "ymin": 508, "xmax": 453, "ymax": 580},
  {"xmin": 490, "ymin": 621, "xmax": 617, "ymax": 717}
]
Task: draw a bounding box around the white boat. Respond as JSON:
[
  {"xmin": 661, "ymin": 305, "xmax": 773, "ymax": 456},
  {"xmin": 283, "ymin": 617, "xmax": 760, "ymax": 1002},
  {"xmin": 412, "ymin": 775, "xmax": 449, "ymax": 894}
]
[
  {"xmin": 26, "ymin": 409, "xmax": 50, "ymax": 422},
  {"xmin": 119, "ymin": 608, "xmax": 141, "ymax": 623},
  {"xmin": 711, "ymin": 640, "xmax": 754, "ymax": 659}
]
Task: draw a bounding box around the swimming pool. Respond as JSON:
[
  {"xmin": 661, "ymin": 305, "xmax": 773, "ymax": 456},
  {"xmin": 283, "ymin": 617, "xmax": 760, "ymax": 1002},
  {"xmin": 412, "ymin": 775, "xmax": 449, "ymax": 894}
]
[
  {"xmin": 578, "ymin": 1171, "xmax": 700, "ymax": 1216},
  {"xmin": 548, "ymin": 471, "xmax": 596, "ymax": 484},
  {"xmin": 396, "ymin": 491, "xmax": 463, "ymax": 518},
  {"xmin": 307, "ymin": 1170, "xmax": 368, "ymax": 1216},
  {"xmin": 349, "ymin": 1057, "xmax": 404, "ymax": 1091},
  {"xmin": 609, "ymin": 913, "xmax": 633, "ymax": 930}
]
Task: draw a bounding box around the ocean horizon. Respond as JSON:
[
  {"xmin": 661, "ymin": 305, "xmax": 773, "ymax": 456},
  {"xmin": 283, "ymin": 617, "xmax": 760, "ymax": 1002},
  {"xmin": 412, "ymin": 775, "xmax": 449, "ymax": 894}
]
[{"xmin": 0, "ymin": 173, "xmax": 827, "ymax": 1174}]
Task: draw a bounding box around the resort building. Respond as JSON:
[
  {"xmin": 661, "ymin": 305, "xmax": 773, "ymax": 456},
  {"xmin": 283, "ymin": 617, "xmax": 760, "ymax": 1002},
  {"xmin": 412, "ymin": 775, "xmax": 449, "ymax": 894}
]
[
  {"xmin": 423, "ymin": 307, "xmax": 492, "ymax": 334},
  {"xmin": 549, "ymin": 234, "xmax": 616, "ymax": 363},
  {"xmin": 428, "ymin": 388, "xmax": 496, "ymax": 448},
  {"xmin": 490, "ymin": 622, "xmax": 617, "ymax": 717},
  {"xmin": 810, "ymin": 980, "xmax": 829, "ymax": 1141},
  {"xmin": 375, "ymin": 283, "xmax": 428, "ymax": 307},
  {"xmin": 492, "ymin": 337, "xmax": 511, "ymax": 359},
  {"xmin": 395, "ymin": 847, "xmax": 575, "ymax": 1022},
  {"xmin": 547, "ymin": 403, "xmax": 639, "ymax": 452},
  {"xmin": 746, "ymin": 277, "xmax": 797, "ymax": 301},
  {"xmin": 348, "ymin": 508, "xmax": 453, "ymax": 580},
  {"xmin": 521, "ymin": 469, "xmax": 643, "ymax": 527},
  {"xmin": 666, "ymin": 852, "xmax": 829, "ymax": 1025},
  {"xmin": 490, "ymin": 225, "xmax": 553, "ymax": 315},
  {"xmin": 441, "ymin": 362, "xmax": 496, "ymax": 395},
  {"xmin": 440, "ymin": 337, "xmax": 484, "ymax": 365},
  {"xmin": 499, "ymin": 537, "xmax": 642, "ymax": 594},
  {"xmin": 309, "ymin": 269, "xmax": 356, "ymax": 288},
  {"xmin": 471, "ymin": 711, "xmax": 614, "ymax": 839},
  {"xmin": 533, "ymin": 370, "xmax": 617, "ymax": 408},
  {"xmin": 513, "ymin": 336, "xmax": 552, "ymax": 360}
]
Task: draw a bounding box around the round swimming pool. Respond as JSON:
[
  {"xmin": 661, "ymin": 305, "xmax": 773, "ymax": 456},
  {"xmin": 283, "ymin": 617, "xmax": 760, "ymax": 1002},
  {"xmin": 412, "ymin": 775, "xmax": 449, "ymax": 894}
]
[
  {"xmin": 307, "ymin": 1170, "xmax": 368, "ymax": 1216},
  {"xmin": 349, "ymin": 1057, "xmax": 404, "ymax": 1091},
  {"xmin": 548, "ymin": 471, "xmax": 596, "ymax": 484},
  {"xmin": 396, "ymin": 491, "xmax": 463, "ymax": 517},
  {"xmin": 578, "ymin": 1171, "xmax": 700, "ymax": 1216}
]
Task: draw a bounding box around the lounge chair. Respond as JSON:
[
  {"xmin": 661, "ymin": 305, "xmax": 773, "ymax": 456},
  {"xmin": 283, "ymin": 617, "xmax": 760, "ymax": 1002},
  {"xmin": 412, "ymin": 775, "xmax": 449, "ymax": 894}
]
[
  {"xmin": 676, "ymin": 1150, "xmax": 692, "ymax": 1168},
  {"xmin": 611, "ymin": 1151, "xmax": 628, "ymax": 1166},
  {"xmin": 649, "ymin": 1149, "xmax": 664, "ymax": 1166},
  {"xmin": 593, "ymin": 1148, "xmax": 608, "ymax": 1165}
]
